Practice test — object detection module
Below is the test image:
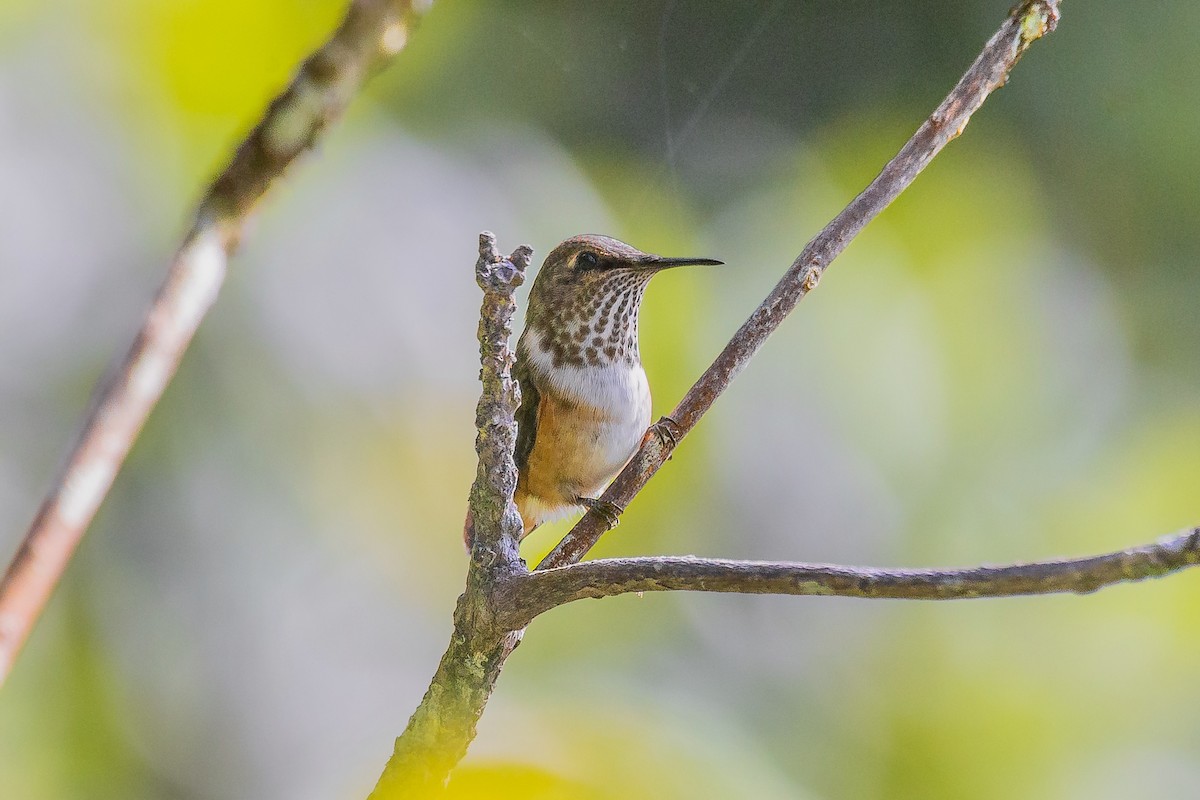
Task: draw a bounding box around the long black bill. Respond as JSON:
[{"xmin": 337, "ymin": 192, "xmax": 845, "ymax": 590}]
[{"xmin": 638, "ymin": 254, "xmax": 725, "ymax": 271}]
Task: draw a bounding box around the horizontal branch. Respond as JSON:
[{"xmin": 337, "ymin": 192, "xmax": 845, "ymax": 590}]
[
  {"xmin": 0, "ymin": 0, "xmax": 426, "ymax": 689},
  {"xmin": 538, "ymin": 0, "xmax": 1062, "ymax": 570},
  {"xmin": 507, "ymin": 526, "xmax": 1200, "ymax": 624}
]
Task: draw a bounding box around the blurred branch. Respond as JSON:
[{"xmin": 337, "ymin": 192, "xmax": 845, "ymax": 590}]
[
  {"xmin": 505, "ymin": 527, "xmax": 1200, "ymax": 625},
  {"xmin": 0, "ymin": 0, "xmax": 428, "ymax": 688},
  {"xmin": 368, "ymin": 234, "xmax": 532, "ymax": 798},
  {"xmin": 538, "ymin": 0, "xmax": 1062, "ymax": 570}
]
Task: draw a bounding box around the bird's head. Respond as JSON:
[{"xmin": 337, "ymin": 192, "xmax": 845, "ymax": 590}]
[
  {"xmin": 522, "ymin": 234, "xmax": 722, "ymax": 368},
  {"xmin": 525, "ymin": 234, "xmax": 722, "ymax": 326}
]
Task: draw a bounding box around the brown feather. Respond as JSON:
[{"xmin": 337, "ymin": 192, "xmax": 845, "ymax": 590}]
[{"xmin": 513, "ymin": 344, "xmax": 540, "ymax": 474}]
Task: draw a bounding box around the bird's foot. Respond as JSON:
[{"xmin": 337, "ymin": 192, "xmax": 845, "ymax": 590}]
[
  {"xmin": 576, "ymin": 496, "xmax": 624, "ymax": 530},
  {"xmin": 646, "ymin": 416, "xmax": 683, "ymax": 457}
]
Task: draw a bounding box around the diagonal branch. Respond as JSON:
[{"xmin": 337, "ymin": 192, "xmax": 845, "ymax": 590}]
[
  {"xmin": 0, "ymin": 0, "xmax": 429, "ymax": 689},
  {"xmin": 538, "ymin": 0, "xmax": 1062, "ymax": 571},
  {"xmin": 509, "ymin": 527, "xmax": 1200, "ymax": 625}
]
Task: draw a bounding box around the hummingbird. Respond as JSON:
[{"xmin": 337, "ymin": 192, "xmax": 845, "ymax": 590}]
[{"xmin": 465, "ymin": 234, "xmax": 723, "ymax": 548}]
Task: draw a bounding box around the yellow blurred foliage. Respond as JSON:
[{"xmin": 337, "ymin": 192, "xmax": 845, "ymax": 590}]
[
  {"xmin": 105, "ymin": 0, "xmax": 342, "ymax": 117},
  {"xmin": 444, "ymin": 763, "xmax": 598, "ymax": 800}
]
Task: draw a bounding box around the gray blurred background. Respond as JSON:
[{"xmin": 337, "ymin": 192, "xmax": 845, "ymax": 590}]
[{"xmin": 2, "ymin": 1, "xmax": 1199, "ymax": 798}]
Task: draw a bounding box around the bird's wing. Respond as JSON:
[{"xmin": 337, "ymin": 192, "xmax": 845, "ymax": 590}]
[{"xmin": 513, "ymin": 352, "xmax": 540, "ymax": 473}]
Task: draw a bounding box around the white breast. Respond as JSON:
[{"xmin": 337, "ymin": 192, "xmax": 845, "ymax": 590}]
[{"xmin": 524, "ymin": 333, "xmax": 652, "ymax": 485}]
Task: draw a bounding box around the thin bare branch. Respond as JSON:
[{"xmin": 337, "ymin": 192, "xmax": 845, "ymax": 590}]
[
  {"xmin": 538, "ymin": 0, "xmax": 1062, "ymax": 570},
  {"xmin": 510, "ymin": 527, "xmax": 1200, "ymax": 624},
  {"xmin": 0, "ymin": 0, "xmax": 429, "ymax": 688},
  {"xmin": 368, "ymin": 234, "xmax": 532, "ymax": 798}
]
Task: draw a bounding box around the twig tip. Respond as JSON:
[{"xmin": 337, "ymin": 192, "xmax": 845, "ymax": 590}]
[
  {"xmin": 478, "ymin": 231, "xmax": 499, "ymax": 261},
  {"xmin": 1015, "ymin": 0, "xmax": 1060, "ymax": 46},
  {"xmin": 509, "ymin": 245, "xmax": 534, "ymax": 271}
]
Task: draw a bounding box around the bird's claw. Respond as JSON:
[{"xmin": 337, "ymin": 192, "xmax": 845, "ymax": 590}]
[
  {"xmin": 576, "ymin": 496, "xmax": 624, "ymax": 530},
  {"xmin": 647, "ymin": 416, "xmax": 682, "ymax": 456}
]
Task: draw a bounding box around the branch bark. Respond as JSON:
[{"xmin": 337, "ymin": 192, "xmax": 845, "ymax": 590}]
[
  {"xmin": 538, "ymin": 0, "xmax": 1063, "ymax": 570},
  {"xmin": 504, "ymin": 527, "xmax": 1200, "ymax": 625},
  {"xmin": 368, "ymin": 235, "xmax": 532, "ymax": 798},
  {"xmin": 0, "ymin": 0, "xmax": 429, "ymax": 688}
]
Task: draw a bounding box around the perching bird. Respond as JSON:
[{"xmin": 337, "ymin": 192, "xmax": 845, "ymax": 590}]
[{"xmin": 465, "ymin": 234, "xmax": 722, "ymax": 548}]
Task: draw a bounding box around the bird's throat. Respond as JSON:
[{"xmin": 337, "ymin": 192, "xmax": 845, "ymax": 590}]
[{"xmin": 525, "ymin": 276, "xmax": 649, "ymax": 373}]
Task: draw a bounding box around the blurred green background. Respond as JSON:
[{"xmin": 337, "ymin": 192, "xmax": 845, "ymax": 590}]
[{"xmin": 2, "ymin": 1, "xmax": 1199, "ymax": 798}]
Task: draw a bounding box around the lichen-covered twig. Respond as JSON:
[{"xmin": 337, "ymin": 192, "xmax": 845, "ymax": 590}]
[
  {"xmin": 538, "ymin": 0, "xmax": 1063, "ymax": 570},
  {"xmin": 466, "ymin": 233, "xmax": 531, "ymax": 564},
  {"xmin": 0, "ymin": 0, "xmax": 429, "ymax": 688},
  {"xmin": 504, "ymin": 527, "xmax": 1200, "ymax": 625},
  {"xmin": 367, "ymin": 234, "xmax": 531, "ymax": 799}
]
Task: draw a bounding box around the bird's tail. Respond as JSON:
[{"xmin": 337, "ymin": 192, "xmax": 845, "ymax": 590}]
[{"xmin": 462, "ymin": 508, "xmax": 475, "ymax": 552}]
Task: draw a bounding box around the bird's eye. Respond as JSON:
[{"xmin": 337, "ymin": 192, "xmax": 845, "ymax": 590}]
[{"xmin": 576, "ymin": 251, "xmax": 600, "ymax": 269}]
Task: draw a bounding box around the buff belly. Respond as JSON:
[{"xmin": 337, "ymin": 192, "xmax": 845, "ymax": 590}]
[{"xmin": 516, "ymin": 362, "xmax": 651, "ymax": 532}]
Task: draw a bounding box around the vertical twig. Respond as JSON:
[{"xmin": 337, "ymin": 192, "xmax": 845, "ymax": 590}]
[
  {"xmin": 368, "ymin": 234, "xmax": 531, "ymax": 798},
  {"xmin": 0, "ymin": 0, "xmax": 429, "ymax": 688},
  {"xmin": 467, "ymin": 233, "xmax": 530, "ymax": 564}
]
